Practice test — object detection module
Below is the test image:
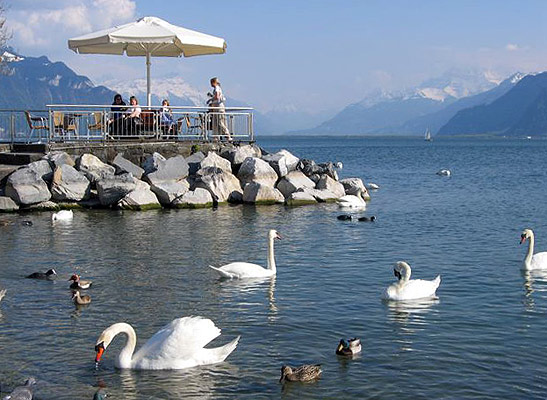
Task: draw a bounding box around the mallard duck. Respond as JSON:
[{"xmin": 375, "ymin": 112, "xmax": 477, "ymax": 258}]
[
  {"xmin": 336, "ymin": 338, "xmax": 362, "ymax": 356},
  {"xmin": 21, "ymin": 220, "xmax": 33, "ymax": 226},
  {"xmin": 69, "ymin": 274, "xmax": 92, "ymax": 290},
  {"xmin": 279, "ymin": 364, "xmax": 322, "ymax": 383},
  {"xmin": 26, "ymin": 268, "xmax": 57, "ymax": 280},
  {"xmin": 337, "ymin": 214, "xmax": 354, "ymax": 221},
  {"xmin": 358, "ymin": 216, "xmax": 376, "ymax": 222},
  {"xmin": 72, "ymin": 290, "xmax": 91, "ymax": 305}
]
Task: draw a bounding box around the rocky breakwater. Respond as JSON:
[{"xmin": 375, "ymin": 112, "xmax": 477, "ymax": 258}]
[{"xmin": 0, "ymin": 144, "xmax": 370, "ymax": 212}]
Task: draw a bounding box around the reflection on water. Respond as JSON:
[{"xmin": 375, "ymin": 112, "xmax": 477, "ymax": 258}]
[
  {"xmin": 522, "ymin": 269, "xmax": 547, "ymax": 311},
  {"xmin": 218, "ymin": 276, "xmax": 278, "ymax": 315}
]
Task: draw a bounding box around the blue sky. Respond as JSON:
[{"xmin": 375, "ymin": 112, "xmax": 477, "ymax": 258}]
[{"xmin": 5, "ymin": 0, "xmax": 547, "ymax": 113}]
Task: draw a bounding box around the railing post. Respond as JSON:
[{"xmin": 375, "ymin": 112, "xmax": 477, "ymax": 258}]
[{"xmin": 10, "ymin": 112, "xmax": 15, "ymax": 145}]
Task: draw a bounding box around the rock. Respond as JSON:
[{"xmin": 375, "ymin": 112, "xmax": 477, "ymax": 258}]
[
  {"xmin": 96, "ymin": 173, "xmax": 137, "ymax": 206},
  {"xmin": 194, "ymin": 167, "xmax": 242, "ymax": 204},
  {"xmin": 199, "ymin": 151, "xmax": 232, "ymax": 174},
  {"xmin": 237, "ymin": 157, "xmax": 278, "ymax": 188},
  {"xmin": 316, "ymin": 175, "xmax": 346, "ymax": 198},
  {"xmin": 276, "ymin": 170, "xmax": 315, "ymax": 198},
  {"xmin": 76, "ymin": 154, "xmax": 115, "ymax": 183},
  {"xmin": 285, "ymin": 191, "xmax": 317, "ymax": 206},
  {"xmin": 309, "ymin": 173, "xmax": 321, "ymax": 184},
  {"xmin": 5, "ymin": 168, "xmax": 51, "ymax": 205},
  {"xmin": 27, "ymin": 200, "xmax": 60, "ymax": 211},
  {"xmin": 221, "ymin": 144, "xmax": 262, "ymax": 166},
  {"xmin": 0, "ymin": 196, "xmax": 19, "ymax": 212},
  {"xmin": 142, "ymin": 152, "xmax": 166, "ymax": 174},
  {"xmin": 43, "ymin": 151, "xmax": 75, "ymax": 168},
  {"xmin": 112, "ymin": 154, "xmax": 145, "ymax": 179},
  {"xmin": 28, "ymin": 160, "xmax": 53, "ymax": 182},
  {"xmin": 118, "ymin": 180, "xmax": 161, "ymax": 210},
  {"xmin": 186, "ymin": 151, "xmax": 205, "ymax": 175},
  {"xmin": 297, "ymin": 159, "xmax": 320, "ymax": 176},
  {"xmin": 144, "ymin": 155, "xmax": 189, "ymax": 186},
  {"xmin": 340, "ymin": 177, "xmax": 371, "ymax": 200},
  {"xmin": 51, "ymin": 164, "xmax": 91, "ymax": 201},
  {"xmin": 243, "ymin": 182, "xmax": 284, "ymax": 204},
  {"xmin": 262, "ymin": 149, "xmax": 300, "ymax": 178},
  {"xmin": 172, "ymin": 188, "xmax": 214, "ymax": 208},
  {"xmin": 317, "ymin": 162, "xmax": 338, "ymax": 180},
  {"xmin": 150, "ymin": 180, "xmax": 190, "ymax": 205},
  {"xmin": 298, "ymin": 187, "xmax": 338, "ymax": 203}
]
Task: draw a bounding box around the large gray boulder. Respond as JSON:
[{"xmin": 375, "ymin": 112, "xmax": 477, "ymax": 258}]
[
  {"xmin": 150, "ymin": 180, "xmax": 190, "ymax": 205},
  {"xmin": 262, "ymin": 149, "xmax": 299, "ymax": 178},
  {"xmin": 243, "ymin": 182, "xmax": 284, "ymax": 204},
  {"xmin": 77, "ymin": 154, "xmax": 115, "ymax": 183},
  {"xmin": 0, "ymin": 196, "xmax": 19, "ymax": 212},
  {"xmin": 276, "ymin": 170, "xmax": 315, "ymax": 198},
  {"xmin": 194, "ymin": 167, "xmax": 242, "ymax": 204},
  {"xmin": 237, "ymin": 157, "xmax": 278, "ymax": 188},
  {"xmin": 28, "ymin": 160, "xmax": 53, "ymax": 182},
  {"xmin": 172, "ymin": 188, "xmax": 214, "ymax": 208},
  {"xmin": 199, "ymin": 151, "xmax": 232, "ymax": 173},
  {"xmin": 142, "ymin": 152, "xmax": 166, "ymax": 174},
  {"xmin": 112, "ymin": 154, "xmax": 144, "ymax": 179},
  {"xmin": 316, "ymin": 175, "xmax": 345, "ymax": 198},
  {"xmin": 298, "ymin": 187, "xmax": 338, "ymax": 203},
  {"xmin": 43, "ymin": 151, "xmax": 75, "ymax": 168},
  {"xmin": 50, "ymin": 164, "xmax": 90, "ymax": 201},
  {"xmin": 96, "ymin": 173, "xmax": 137, "ymax": 206},
  {"xmin": 221, "ymin": 144, "xmax": 262, "ymax": 166},
  {"xmin": 340, "ymin": 177, "xmax": 371, "ymax": 200},
  {"xmin": 144, "ymin": 155, "xmax": 189, "ymax": 186},
  {"xmin": 186, "ymin": 151, "xmax": 205, "ymax": 175},
  {"xmin": 5, "ymin": 168, "xmax": 51, "ymax": 205},
  {"xmin": 297, "ymin": 159, "xmax": 338, "ymax": 180},
  {"xmin": 285, "ymin": 190, "xmax": 317, "ymax": 206},
  {"xmin": 118, "ymin": 180, "xmax": 161, "ymax": 210}
]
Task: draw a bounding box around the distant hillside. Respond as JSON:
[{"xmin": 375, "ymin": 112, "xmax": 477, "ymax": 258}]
[{"xmin": 438, "ymin": 72, "xmax": 547, "ymax": 136}]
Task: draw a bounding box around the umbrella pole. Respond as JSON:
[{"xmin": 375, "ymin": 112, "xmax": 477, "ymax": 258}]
[{"xmin": 146, "ymin": 51, "xmax": 151, "ymax": 107}]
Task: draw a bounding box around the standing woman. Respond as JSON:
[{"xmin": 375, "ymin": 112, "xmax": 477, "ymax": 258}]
[{"xmin": 207, "ymin": 77, "xmax": 231, "ymax": 141}]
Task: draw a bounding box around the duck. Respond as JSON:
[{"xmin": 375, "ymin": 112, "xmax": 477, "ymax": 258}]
[
  {"xmin": 358, "ymin": 216, "xmax": 376, "ymax": 222},
  {"xmin": 520, "ymin": 229, "xmax": 547, "ymax": 270},
  {"xmin": 279, "ymin": 364, "xmax": 322, "ymax": 383},
  {"xmin": 72, "ymin": 290, "xmax": 91, "ymax": 305},
  {"xmin": 335, "ymin": 162, "xmax": 343, "ymax": 169},
  {"xmin": 336, "ymin": 189, "xmax": 367, "ymax": 209},
  {"xmin": 2, "ymin": 377, "xmax": 36, "ymax": 400},
  {"xmin": 21, "ymin": 220, "xmax": 33, "ymax": 226},
  {"xmin": 436, "ymin": 169, "xmax": 451, "ymax": 176},
  {"xmin": 0, "ymin": 289, "xmax": 6, "ymax": 303},
  {"xmin": 93, "ymin": 388, "xmax": 107, "ymax": 400},
  {"xmin": 383, "ymin": 261, "xmax": 441, "ymax": 301},
  {"xmin": 336, "ymin": 338, "xmax": 362, "ymax": 356},
  {"xmin": 337, "ymin": 214, "xmax": 354, "ymax": 221},
  {"xmin": 367, "ymin": 182, "xmax": 380, "ymax": 190},
  {"xmin": 209, "ymin": 230, "xmax": 282, "ymax": 279},
  {"xmin": 94, "ymin": 316, "xmax": 240, "ymax": 370},
  {"xmin": 69, "ymin": 274, "xmax": 92, "ymax": 290},
  {"xmin": 51, "ymin": 210, "xmax": 73, "ymax": 221},
  {"xmin": 26, "ymin": 268, "xmax": 57, "ymax": 280}
]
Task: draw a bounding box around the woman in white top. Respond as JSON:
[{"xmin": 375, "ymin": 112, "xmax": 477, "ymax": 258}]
[
  {"xmin": 207, "ymin": 77, "xmax": 231, "ymax": 141},
  {"xmin": 125, "ymin": 96, "xmax": 142, "ymax": 136}
]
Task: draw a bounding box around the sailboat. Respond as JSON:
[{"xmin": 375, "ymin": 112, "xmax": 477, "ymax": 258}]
[{"xmin": 424, "ymin": 128, "xmax": 432, "ymax": 142}]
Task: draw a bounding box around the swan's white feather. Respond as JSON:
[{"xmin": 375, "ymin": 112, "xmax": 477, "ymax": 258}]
[
  {"xmin": 209, "ymin": 262, "xmax": 274, "ymax": 279},
  {"xmin": 0, "ymin": 289, "xmax": 6, "ymax": 303},
  {"xmin": 530, "ymin": 251, "xmax": 547, "ymax": 270},
  {"xmin": 52, "ymin": 210, "xmax": 73, "ymax": 221},
  {"xmin": 336, "ymin": 195, "xmax": 366, "ymax": 209},
  {"xmin": 384, "ymin": 275, "xmax": 441, "ymax": 301}
]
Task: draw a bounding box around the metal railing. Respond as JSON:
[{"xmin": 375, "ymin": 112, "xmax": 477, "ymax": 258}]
[{"xmin": 0, "ymin": 105, "xmax": 254, "ymax": 144}]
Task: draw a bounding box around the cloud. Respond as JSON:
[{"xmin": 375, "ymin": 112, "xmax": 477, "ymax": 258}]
[
  {"xmin": 505, "ymin": 43, "xmax": 519, "ymax": 51},
  {"xmin": 6, "ymin": 0, "xmax": 137, "ymax": 50}
]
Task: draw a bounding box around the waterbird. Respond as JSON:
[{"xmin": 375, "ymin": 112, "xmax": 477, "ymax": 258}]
[
  {"xmin": 0, "ymin": 289, "xmax": 6, "ymax": 303},
  {"xmin": 72, "ymin": 290, "xmax": 91, "ymax": 305},
  {"xmin": 1, "ymin": 377, "xmax": 36, "ymax": 400},
  {"xmin": 279, "ymin": 364, "xmax": 322, "ymax": 383},
  {"xmin": 94, "ymin": 316, "xmax": 240, "ymax": 370},
  {"xmin": 436, "ymin": 169, "xmax": 451, "ymax": 176},
  {"xmin": 26, "ymin": 268, "xmax": 57, "ymax": 280},
  {"xmin": 367, "ymin": 182, "xmax": 380, "ymax": 190},
  {"xmin": 383, "ymin": 261, "xmax": 441, "ymax": 301},
  {"xmin": 335, "ymin": 162, "xmax": 343, "ymax": 169},
  {"xmin": 51, "ymin": 210, "xmax": 73, "ymax": 221},
  {"xmin": 69, "ymin": 274, "xmax": 92, "ymax": 290},
  {"xmin": 336, "ymin": 338, "xmax": 362, "ymax": 356},
  {"xmin": 209, "ymin": 230, "xmax": 281, "ymax": 279},
  {"xmin": 336, "ymin": 189, "xmax": 367, "ymax": 209},
  {"xmin": 358, "ymin": 216, "xmax": 376, "ymax": 222},
  {"xmin": 520, "ymin": 229, "xmax": 547, "ymax": 270},
  {"xmin": 337, "ymin": 214, "xmax": 354, "ymax": 221},
  {"xmin": 21, "ymin": 220, "xmax": 33, "ymax": 226}
]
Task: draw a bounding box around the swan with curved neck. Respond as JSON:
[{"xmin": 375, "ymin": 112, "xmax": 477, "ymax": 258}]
[
  {"xmin": 383, "ymin": 261, "xmax": 441, "ymax": 301},
  {"xmin": 520, "ymin": 229, "xmax": 547, "ymax": 270},
  {"xmin": 95, "ymin": 316, "xmax": 240, "ymax": 370},
  {"xmin": 336, "ymin": 188, "xmax": 367, "ymax": 209},
  {"xmin": 208, "ymin": 230, "xmax": 282, "ymax": 279}
]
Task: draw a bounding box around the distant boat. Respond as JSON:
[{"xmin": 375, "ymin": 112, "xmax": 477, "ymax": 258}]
[
  {"xmin": 425, "ymin": 128, "xmax": 432, "ymax": 142},
  {"xmin": 526, "ymin": 136, "xmax": 532, "ymax": 140}
]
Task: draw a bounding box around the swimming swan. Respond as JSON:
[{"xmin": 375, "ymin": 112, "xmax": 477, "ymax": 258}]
[
  {"xmin": 209, "ymin": 230, "xmax": 282, "ymax": 279},
  {"xmin": 52, "ymin": 210, "xmax": 73, "ymax": 221},
  {"xmin": 95, "ymin": 316, "xmax": 240, "ymax": 370},
  {"xmin": 336, "ymin": 189, "xmax": 367, "ymax": 209},
  {"xmin": 383, "ymin": 261, "xmax": 441, "ymax": 301},
  {"xmin": 520, "ymin": 229, "xmax": 547, "ymax": 270}
]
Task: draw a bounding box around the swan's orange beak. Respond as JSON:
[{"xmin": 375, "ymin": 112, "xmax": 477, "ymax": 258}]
[
  {"xmin": 520, "ymin": 235, "xmax": 527, "ymax": 244},
  {"xmin": 95, "ymin": 343, "xmax": 105, "ymax": 363}
]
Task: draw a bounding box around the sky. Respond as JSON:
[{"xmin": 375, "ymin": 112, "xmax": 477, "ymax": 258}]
[{"xmin": 4, "ymin": 0, "xmax": 547, "ymax": 114}]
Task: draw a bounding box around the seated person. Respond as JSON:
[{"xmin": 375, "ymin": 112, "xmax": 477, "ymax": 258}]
[
  {"xmin": 159, "ymin": 99, "xmax": 175, "ymax": 135},
  {"xmin": 125, "ymin": 96, "xmax": 142, "ymax": 136},
  {"xmin": 109, "ymin": 94, "xmax": 127, "ymax": 135}
]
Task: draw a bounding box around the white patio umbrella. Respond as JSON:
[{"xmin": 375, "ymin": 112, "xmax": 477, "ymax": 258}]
[{"xmin": 68, "ymin": 16, "xmax": 227, "ymax": 106}]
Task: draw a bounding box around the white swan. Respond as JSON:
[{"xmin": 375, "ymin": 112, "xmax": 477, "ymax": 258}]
[
  {"xmin": 0, "ymin": 289, "xmax": 6, "ymax": 303},
  {"xmin": 52, "ymin": 210, "xmax": 73, "ymax": 221},
  {"xmin": 383, "ymin": 261, "xmax": 441, "ymax": 301},
  {"xmin": 336, "ymin": 189, "xmax": 367, "ymax": 209},
  {"xmin": 94, "ymin": 316, "xmax": 240, "ymax": 370},
  {"xmin": 209, "ymin": 230, "xmax": 281, "ymax": 279},
  {"xmin": 520, "ymin": 229, "xmax": 547, "ymax": 270}
]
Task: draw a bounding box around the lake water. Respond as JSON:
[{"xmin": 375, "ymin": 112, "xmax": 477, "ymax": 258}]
[{"xmin": 1, "ymin": 136, "xmax": 547, "ymax": 399}]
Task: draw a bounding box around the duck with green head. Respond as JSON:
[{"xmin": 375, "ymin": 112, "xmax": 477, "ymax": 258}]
[{"xmin": 336, "ymin": 338, "xmax": 362, "ymax": 356}]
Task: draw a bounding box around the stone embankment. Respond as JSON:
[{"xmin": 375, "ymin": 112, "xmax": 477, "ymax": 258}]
[{"xmin": 0, "ymin": 144, "xmax": 370, "ymax": 212}]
